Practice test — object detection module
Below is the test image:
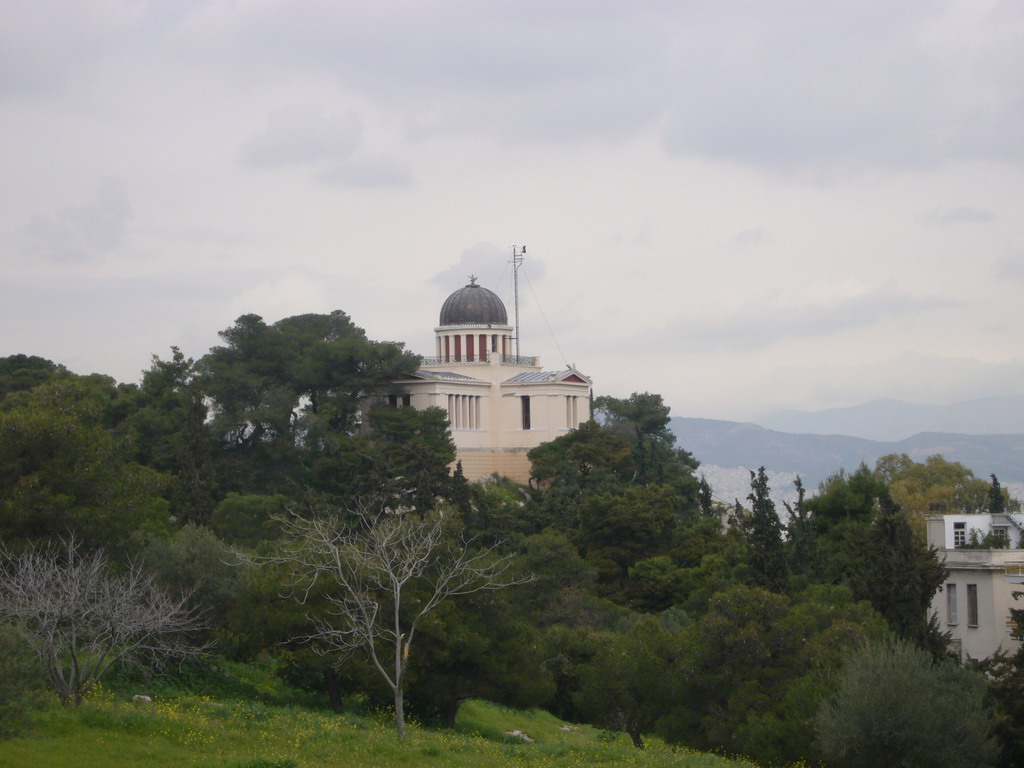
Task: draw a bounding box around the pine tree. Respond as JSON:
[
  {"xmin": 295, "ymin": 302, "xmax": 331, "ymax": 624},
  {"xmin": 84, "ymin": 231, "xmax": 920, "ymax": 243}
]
[
  {"xmin": 745, "ymin": 467, "xmax": 789, "ymax": 593},
  {"xmin": 850, "ymin": 495, "xmax": 947, "ymax": 653},
  {"xmin": 784, "ymin": 476, "xmax": 818, "ymax": 577},
  {"xmin": 988, "ymin": 474, "xmax": 1006, "ymax": 515}
]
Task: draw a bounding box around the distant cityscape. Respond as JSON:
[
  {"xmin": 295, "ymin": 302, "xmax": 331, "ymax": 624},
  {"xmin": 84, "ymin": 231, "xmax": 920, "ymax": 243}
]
[{"xmin": 672, "ymin": 395, "xmax": 1024, "ymax": 512}]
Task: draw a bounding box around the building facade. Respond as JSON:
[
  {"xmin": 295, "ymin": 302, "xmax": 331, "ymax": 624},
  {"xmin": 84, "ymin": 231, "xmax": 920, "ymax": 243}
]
[
  {"xmin": 926, "ymin": 513, "xmax": 1024, "ymax": 660},
  {"xmin": 394, "ymin": 278, "xmax": 592, "ymax": 483}
]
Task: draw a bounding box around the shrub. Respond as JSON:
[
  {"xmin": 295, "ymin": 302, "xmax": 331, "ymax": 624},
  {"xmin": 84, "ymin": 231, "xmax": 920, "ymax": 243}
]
[
  {"xmin": 815, "ymin": 638, "xmax": 996, "ymax": 768},
  {"xmin": 0, "ymin": 622, "xmax": 46, "ymax": 737}
]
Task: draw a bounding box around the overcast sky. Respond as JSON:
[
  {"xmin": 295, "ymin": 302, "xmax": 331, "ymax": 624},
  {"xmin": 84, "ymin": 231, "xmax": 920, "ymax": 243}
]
[{"xmin": 3, "ymin": 0, "xmax": 1023, "ymax": 422}]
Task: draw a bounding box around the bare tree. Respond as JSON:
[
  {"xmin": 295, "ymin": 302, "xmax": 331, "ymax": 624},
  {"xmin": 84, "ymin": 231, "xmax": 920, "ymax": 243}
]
[
  {"xmin": 274, "ymin": 505, "xmax": 527, "ymax": 738},
  {"xmin": 0, "ymin": 539, "xmax": 206, "ymax": 705}
]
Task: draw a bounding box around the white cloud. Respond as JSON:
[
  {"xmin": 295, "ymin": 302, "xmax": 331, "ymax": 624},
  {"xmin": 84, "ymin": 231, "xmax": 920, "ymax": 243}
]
[
  {"xmin": 0, "ymin": 0, "xmax": 146, "ymax": 94},
  {"xmin": 241, "ymin": 105, "xmax": 362, "ymax": 167},
  {"xmin": 430, "ymin": 243, "xmax": 542, "ymax": 290},
  {"xmin": 221, "ymin": 272, "xmax": 335, "ymax": 329},
  {"xmin": 653, "ymin": 287, "xmax": 957, "ymax": 352},
  {"xmin": 2, "ymin": 0, "xmax": 1024, "ymax": 420},
  {"xmin": 994, "ymin": 250, "xmax": 1024, "ymax": 280},
  {"xmin": 23, "ymin": 179, "xmax": 132, "ymax": 262},
  {"xmin": 317, "ymin": 155, "xmax": 412, "ymax": 189},
  {"xmin": 919, "ymin": 206, "xmax": 994, "ymax": 226}
]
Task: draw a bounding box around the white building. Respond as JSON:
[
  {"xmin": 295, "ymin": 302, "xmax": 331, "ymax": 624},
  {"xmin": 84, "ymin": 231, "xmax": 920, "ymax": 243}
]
[
  {"xmin": 393, "ymin": 278, "xmax": 592, "ymax": 483},
  {"xmin": 926, "ymin": 513, "xmax": 1024, "ymax": 660}
]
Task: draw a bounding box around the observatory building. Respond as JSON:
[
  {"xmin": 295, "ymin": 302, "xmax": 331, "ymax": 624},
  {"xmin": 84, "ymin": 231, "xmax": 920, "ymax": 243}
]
[{"xmin": 394, "ymin": 277, "xmax": 592, "ymax": 483}]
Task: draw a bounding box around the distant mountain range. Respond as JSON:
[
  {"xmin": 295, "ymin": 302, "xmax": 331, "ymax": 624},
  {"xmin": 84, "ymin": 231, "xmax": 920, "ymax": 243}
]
[
  {"xmin": 759, "ymin": 395, "xmax": 1024, "ymax": 442},
  {"xmin": 669, "ymin": 417, "xmax": 1024, "ymax": 488}
]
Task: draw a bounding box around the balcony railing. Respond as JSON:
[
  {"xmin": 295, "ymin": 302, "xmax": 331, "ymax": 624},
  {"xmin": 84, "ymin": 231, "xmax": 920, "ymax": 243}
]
[{"xmin": 419, "ymin": 353, "xmax": 538, "ymax": 367}]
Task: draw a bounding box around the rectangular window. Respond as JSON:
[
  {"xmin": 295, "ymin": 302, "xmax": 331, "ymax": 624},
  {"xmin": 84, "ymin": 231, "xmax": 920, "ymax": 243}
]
[
  {"xmin": 954, "ymin": 522, "xmax": 966, "ymax": 548},
  {"xmin": 521, "ymin": 396, "xmax": 531, "ymax": 430},
  {"xmin": 967, "ymin": 584, "xmax": 978, "ymax": 627},
  {"xmin": 946, "ymin": 584, "xmax": 957, "ymax": 625}
]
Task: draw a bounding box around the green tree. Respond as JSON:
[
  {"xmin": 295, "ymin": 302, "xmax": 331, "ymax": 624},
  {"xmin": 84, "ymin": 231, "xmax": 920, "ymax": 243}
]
[
  {"xmin": 978, "ymin": 591, "xmax": 1024, "ymax": 767},
  {"xmin": 815, "ymin": 638, "xmax": 996, "ymax": 768},
  {"xmin": 268, "ymin": 506, "xmax": 525, "ymax": 739},
  {"xmin": 0, "ymin": 622, "xmax": 45, "ymax": 737},
  {"xmin": 575, "ymin": 485, "xmax": 678, "ymax": 592},
  {"xmin": 123, "ymin": 348, "xmax": 217, "ymax": 523},
  {"xmin": 574, "ymin": 616, "xmax": 674, "ymax": 748},
  {"xmin": 210, "ymin": 493, "xmax": 288, "ymax": 547},
  {"xmin": 593, "ymin": 392, "xmax": 699, "ymax": 490},
  {"xmin": 885, "ymin": 454, "xmax": 990, "ymax": 524},
  {"xmin": 0, "ymin": 379, "xmax": 170, "ymax": 558},
  {"xmin": 662, "ymin": 584, "xmax": 888, "ymax": 763},
  {"xmin": 514, "ymin": 530, "xmax": 598, "ymax": 624},
  {"xmin": 744, "ymin": 467, "xmax": 788, "ymax": 593},
  {"xmin": 625, "ymin": 555, "xmax": 687, "ymax": 613},
  {"xmin": 459, "ymin": 475, "xmax": 548, "ymax": 545},
  {"xmin": 850, "ymin": 497, "xmax": 947, "ymax": 652},
  {"xmin": 143, "ymin": 524, "xmax": 244, "ymax": 634},
  {"xmin": 783, "ymin": 475, "xmax": 818, "ymax": 578},
  {"xmin": 988, "ymin": 474, "xmax": 1006, "ymax": 515},
  {"xmin": 306, "ymin": 406, "xmax": 457, "ymax": 514},
  {"xmin": 357, "ymin": 405, "xmax": 457, "ymax": 511},
  {"xmin": 697, "ymin": 474, "xmax": 714, "ymax": 516},
  {"xmin": 528, "ymin": 419, "xmax": 634, "ymax": 491},
  {"xmin": 669, "ymin": 517, "xmax": 751, "ymax": 619},
  {"xmin": 0, "ymin": 354, "xmax": 71, "ymax": 403},
  {"xmin": 806, "ymin": 463, "xmax": 885, "ymax": 534},
  {"xmin": 804, "ymin": 463, "xmax": 887, "ymax": 585},
  {"xmin": 983, "ymin": 473, "xmax": 1020, "ymax": 516},
  {"xmin": 404, "ymin": 593, "xmax": 553, "ymax": 728},
  {"xmin": 202, "ymin": 311, "xmax": 420, "ymax": 495}
]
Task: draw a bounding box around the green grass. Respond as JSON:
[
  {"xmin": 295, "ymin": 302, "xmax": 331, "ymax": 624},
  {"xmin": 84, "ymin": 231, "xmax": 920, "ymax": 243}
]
[
  {"xmin": 455, "ymin": 699, "xmax": 606, "ymax": 745},
  {"xmin": 0, "ymin": 692, "xmax": 766, "ymax": 768}
]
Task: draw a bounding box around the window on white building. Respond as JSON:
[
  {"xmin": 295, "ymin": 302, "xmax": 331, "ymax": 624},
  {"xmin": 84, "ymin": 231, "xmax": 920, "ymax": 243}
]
[
  {"xmin": 946, "ymin": 583, "xmax": 957, "ymax": 625},
  {"xmin": 521, "ymin": 396, "xmax": 531, "ymax": 430},
  {"xmin": 954, "ymin": 522, "xmax": 966, "ymax": 548},
  {"xmin": 967, "ymin": 584, "xmax": 978, "ymax": 627}
]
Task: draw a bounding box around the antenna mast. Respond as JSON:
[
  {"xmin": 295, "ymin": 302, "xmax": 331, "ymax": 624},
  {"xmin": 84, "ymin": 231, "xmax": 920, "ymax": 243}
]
[{"xmin": 511, "ymin": 245, "xmax": 525, "ymax": 358}]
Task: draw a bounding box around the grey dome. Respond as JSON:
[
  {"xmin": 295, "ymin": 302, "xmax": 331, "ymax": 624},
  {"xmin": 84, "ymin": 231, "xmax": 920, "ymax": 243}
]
[{"xmin": 439, "ymin": 282, "xmax": 508, "ymax": 325}]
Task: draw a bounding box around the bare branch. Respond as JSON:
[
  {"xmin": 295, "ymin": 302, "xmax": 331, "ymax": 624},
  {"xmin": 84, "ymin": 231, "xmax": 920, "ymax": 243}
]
[
  {"xmin": 255, "ymin": 504, "xmax": 530, "ymax": 738},
  {"xmin": 0, "ymin": 537, "xmax": 207, "ymax": 705}
]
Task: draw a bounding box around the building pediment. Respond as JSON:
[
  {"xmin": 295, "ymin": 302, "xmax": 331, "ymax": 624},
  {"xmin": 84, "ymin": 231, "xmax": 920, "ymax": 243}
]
[{"xmin": 503, "ymin": 368, "xmax": 592, "ymax": 386}]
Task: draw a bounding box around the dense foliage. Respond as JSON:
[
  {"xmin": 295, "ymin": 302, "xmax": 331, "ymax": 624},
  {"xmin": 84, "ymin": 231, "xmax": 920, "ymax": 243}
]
[
  {"xmin": 0, "ymin": 314, "xmax": 1015, "ymax": 767},
  {"xmin": 816, "ymin": 639, "xmax": 995, "ymax": 768}
]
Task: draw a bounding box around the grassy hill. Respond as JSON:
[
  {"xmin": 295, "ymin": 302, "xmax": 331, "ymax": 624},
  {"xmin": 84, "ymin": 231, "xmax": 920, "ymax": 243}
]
[{"xmin": 0, "ymin": 693, "xmax": 764, "ymax": 768}]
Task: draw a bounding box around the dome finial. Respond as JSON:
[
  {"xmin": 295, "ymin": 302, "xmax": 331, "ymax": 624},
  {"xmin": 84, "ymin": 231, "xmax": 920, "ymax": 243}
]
[{"xmin": 468, "ymin": 274, "xmax": 477, "ymax": 285}]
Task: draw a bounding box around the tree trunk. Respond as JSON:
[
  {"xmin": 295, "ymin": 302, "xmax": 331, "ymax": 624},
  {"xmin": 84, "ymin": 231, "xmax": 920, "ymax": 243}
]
[
  {"xmin": 394, "ymin": 684, "xmax": 406, "ymax": 739},
  {"xmin": 323, "ymin": 668, "xmax": 343, "ymax": 712},
  {"xmin": 443, "ymin": 697, "xmax": 461, "ymax": 729},
  {"xmin": 628, "ymin": 727, "xmax": 644, "ymax": 749}
]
